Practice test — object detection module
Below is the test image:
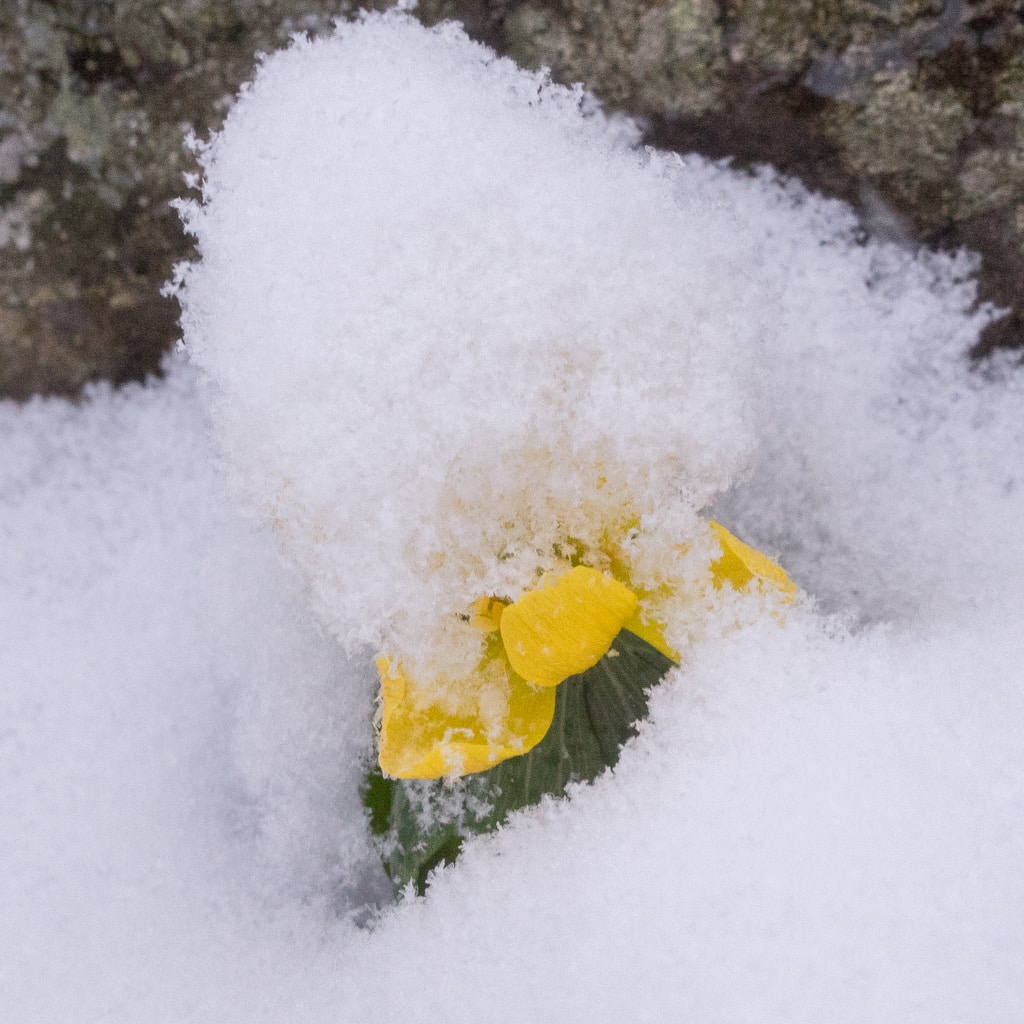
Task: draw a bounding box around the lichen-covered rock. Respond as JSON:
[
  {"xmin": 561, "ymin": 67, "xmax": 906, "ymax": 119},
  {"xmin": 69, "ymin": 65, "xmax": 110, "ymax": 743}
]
[
  {"xmin": 828, "ymin": 71, "xmax": 972, "ymax": 181},
  {"xmin": 957, "ymin": 129, "xmax": 1024, "ymax": 215},
  {"xmin": 504, "ymin": 0, "xmax": 724, "ymax": 117},
  {"xmin": 724, "ymin": 0, "xmax": 946, "ymax": 85},
  {"xmin": 0, "ymin": 0, "xmax": 353, "ymax": 399}
]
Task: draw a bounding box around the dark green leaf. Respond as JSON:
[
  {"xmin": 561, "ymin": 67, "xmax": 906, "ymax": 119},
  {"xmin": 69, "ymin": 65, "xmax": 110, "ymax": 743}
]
[{"xmin": 363, "ymin": 628, "xmax": 675, "ymax": 894}]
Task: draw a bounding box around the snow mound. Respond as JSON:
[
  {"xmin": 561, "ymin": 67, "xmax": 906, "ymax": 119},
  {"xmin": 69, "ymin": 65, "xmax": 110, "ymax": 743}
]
[{"xmin": 174, "ymin": 11, "xmax": 772, "ymax": 664}]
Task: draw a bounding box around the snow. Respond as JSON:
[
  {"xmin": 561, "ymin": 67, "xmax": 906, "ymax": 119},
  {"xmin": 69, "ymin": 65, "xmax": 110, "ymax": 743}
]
[{"xmin": 3, "ymin": 11, "xmax": 1023, "ymax": 1021}]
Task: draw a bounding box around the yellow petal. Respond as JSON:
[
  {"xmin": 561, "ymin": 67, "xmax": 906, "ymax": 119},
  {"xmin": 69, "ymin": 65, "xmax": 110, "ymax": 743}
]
[
  {"xmin": 500, "ymin": 565, "xmax": 638, "ymax": 687},
  {"xmin": 606, "ymin": 541, "xmax": 679, "ymax": 662},
  {"xmin": 376, "ymin": 655, "xmax": 555, "ymax": 780},
  {"xmin": 708, "ymin": 521, "xmax": 796, "ymax": 596},
  {"xmin": 621, "ymin": 606, "xmax": 679, "ymax": 663},
  {"xmin": 469, "ymin": 596, "xmax": 507, "ymax": 633}
]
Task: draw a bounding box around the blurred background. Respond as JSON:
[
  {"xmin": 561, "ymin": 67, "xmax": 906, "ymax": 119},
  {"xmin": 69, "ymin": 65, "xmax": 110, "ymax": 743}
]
[{"xmin": 2, "ymin": 0, "xmax": 1022, "ymax": 400}]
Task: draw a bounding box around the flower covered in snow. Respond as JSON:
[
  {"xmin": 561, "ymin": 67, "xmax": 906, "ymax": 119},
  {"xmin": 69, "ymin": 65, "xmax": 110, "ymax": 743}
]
[
  {"xmin": 377, "ymin": 520, "xmax": 794, "ymax": 779},
  {"xmin": 174, "ymin": 12, "xmax": 798, "ymax": 789}
]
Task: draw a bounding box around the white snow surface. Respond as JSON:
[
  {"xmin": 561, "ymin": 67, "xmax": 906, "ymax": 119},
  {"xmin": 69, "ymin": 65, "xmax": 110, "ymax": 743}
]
[{"xmin": 3, "ymin": 11, "xmax": 1024, "ymax": 1021}]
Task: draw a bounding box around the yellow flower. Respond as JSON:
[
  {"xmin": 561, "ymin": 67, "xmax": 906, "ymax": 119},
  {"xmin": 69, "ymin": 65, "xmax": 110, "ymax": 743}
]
[
  {"xmin": 377, "ymin": 521, "xmax": 793, "ymax": 780},
  {"xmin": 707, "ymin": 521, "xmax": 797, "ymax": 597}
]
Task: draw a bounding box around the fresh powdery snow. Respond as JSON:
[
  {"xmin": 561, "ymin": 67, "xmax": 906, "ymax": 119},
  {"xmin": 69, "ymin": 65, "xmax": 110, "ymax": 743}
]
[{"xmin": 3, "ymin": 11, "xmax": 1024, "ymax": 1022}]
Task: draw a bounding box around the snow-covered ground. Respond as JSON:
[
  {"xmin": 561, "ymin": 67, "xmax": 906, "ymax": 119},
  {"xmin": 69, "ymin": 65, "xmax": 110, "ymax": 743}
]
[{"xmin": 3, "ymin": 13, "xmax": 1023, "ymax": 1022}]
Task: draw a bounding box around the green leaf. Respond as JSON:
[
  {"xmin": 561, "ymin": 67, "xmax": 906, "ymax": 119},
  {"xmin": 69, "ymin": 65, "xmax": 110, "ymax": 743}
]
[{"xmin": 363, "ymin": 629, "xmax": 676, "ymax": 895}]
